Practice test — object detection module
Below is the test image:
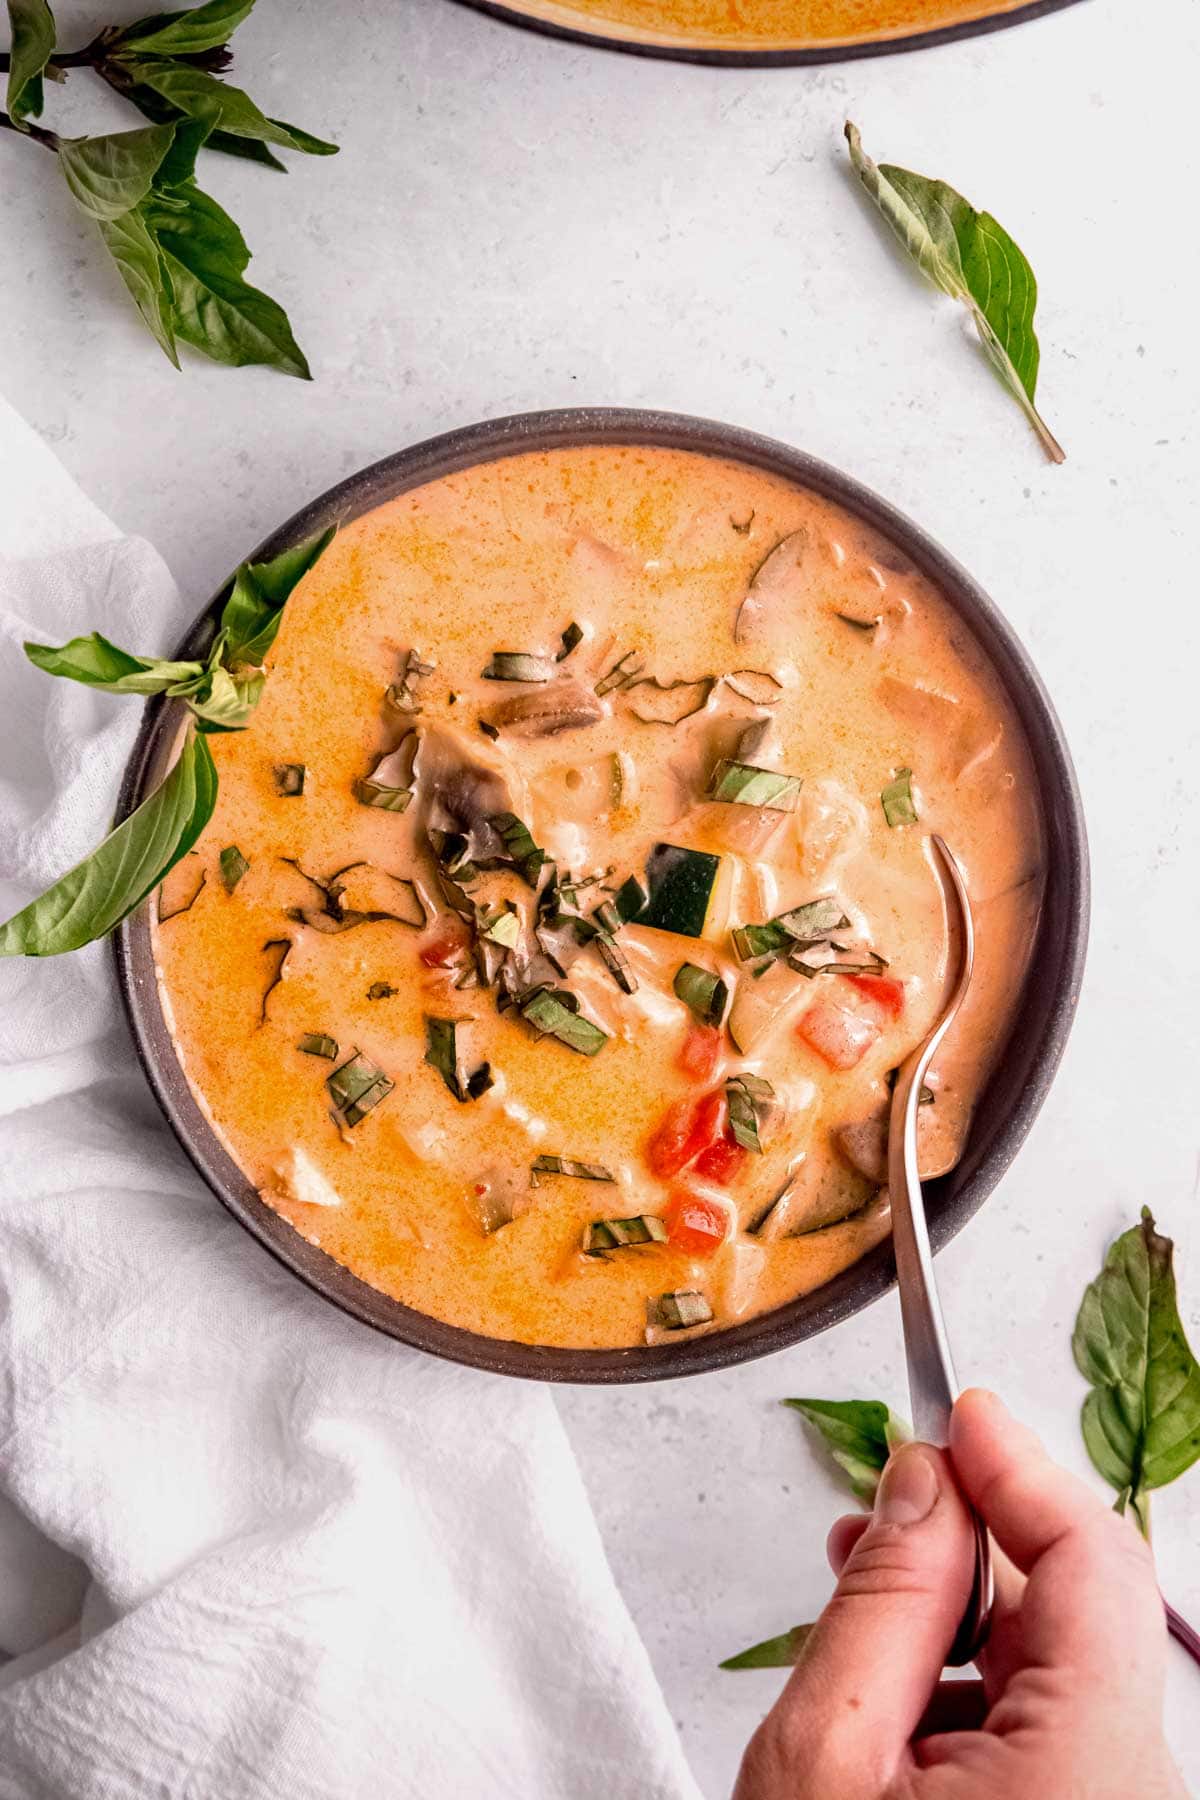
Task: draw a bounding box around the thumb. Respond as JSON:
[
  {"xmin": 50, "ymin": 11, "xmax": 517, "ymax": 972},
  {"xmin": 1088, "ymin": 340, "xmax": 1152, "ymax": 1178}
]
[{"xmin": 760, "ymin": 1445, "xmax": 974, "ymax": 1793}]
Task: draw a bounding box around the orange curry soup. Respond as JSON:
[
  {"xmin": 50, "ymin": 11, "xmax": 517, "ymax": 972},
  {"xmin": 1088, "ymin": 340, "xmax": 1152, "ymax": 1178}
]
[
  {"xmin": 155, "ymin": 445, "xmax": 1042, "ymax": 1350},
  {"xmin": 495, "ymin": 0, "xmax": 1038, "ymax": 51}
]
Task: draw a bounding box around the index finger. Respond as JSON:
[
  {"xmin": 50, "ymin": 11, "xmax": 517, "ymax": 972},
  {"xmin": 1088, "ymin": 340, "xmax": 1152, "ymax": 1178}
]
[{"xmin": 950, "ymin": 1389, "xmax": 1165, "ymax": 1690}]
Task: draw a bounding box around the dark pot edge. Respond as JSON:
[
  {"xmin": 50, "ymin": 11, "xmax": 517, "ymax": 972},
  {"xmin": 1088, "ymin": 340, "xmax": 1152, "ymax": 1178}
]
[
  {"xmin": 449, "ymin": 0, "xmax": 1087, "ymax": 66},
  {"xmin": 113, "ymin": 405, "xmax": 1090, "ymax": 1385}
]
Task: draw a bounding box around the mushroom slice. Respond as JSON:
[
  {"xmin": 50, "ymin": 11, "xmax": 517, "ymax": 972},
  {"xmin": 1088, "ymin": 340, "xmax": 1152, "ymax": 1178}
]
[
  {"xmin": 734, "ymin": 529, "xmax": 809, "ymax": 650},
  {"xmin": 485, "ymin": 678, "xmax": 604, "ymax": 739}
]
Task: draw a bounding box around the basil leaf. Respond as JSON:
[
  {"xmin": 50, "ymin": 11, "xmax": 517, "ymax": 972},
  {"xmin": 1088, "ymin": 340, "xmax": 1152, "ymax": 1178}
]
[
  {"xmin": 118, "ymin": 60, "xmax": 337, "ymax": 159},
  {"xmin": 144, "ymin": 178, "xmax": 311, "ymax": 378},
  {"xmin": 521, "ymin": 988, "xmax": 608, "ymax": 1056},
  {"xmin": 709, "ymin": 759, "xmax": 803, "ymax": 812},
  {"xmin": 110, "ymin": 0, "xmax": 256, "ymax": 56},
  {"xmin": 187, "ymin": 663, "xmax": 264, "ymax": 730},
  {"xmin": 24, "ymin": 632, "xmax": 202, "ymax": 694},
  {"xmin": 783, "ymin": 1397, "xmax": 910, "ymax": 1505},
  {"xmin": 720, "ymin": 1624, "xmax": 813, "ymax": 1672},
  {"xmin": 845, "ymin": 122, "xmax": 1064, "ymax": 464},
  {"xmin": 58, "ymin": 121, "xmax": 180, "ymax": 221},
  {"xmin": 1072, "ymin": 1208, "xmax": 1200, "ymax": 1531},
  {"xmin": 97, "ymin": 207, "xmax": 180, "ymax": 365},
  {"xmin": 726, "ymin": 1073, "xmax": 774, "ymax": 1154},
  {"xmin": 218, "ymin": 527, "xmax": 335, "ymax": 665},
  {"xmin": 6, "ymin": 0, "xmax": 56, "ymax": 127},
  {"xmin": 0, "ymin": 729, "xmax": 217, "ymax": 956},
  {"xmin": 673, "ymin": 961, "xmax": 727, "ymax": 1027},
  {"xmin": 423, "ymin": 1017, "xmax": 493, "ymax": 1102},
  {"xmin": 881, "ymin": 767, "xmax": 918, "ymax": 828},
  {"xmin": 95, "ymin": 60, "xmax": 287, "ymax": 170}
]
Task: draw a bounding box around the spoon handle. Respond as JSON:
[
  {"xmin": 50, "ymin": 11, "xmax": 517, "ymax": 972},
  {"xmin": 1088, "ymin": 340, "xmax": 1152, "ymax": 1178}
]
[{"xmin": 886, "ymin": 836, "xmax": 993, "ymax": 1668}]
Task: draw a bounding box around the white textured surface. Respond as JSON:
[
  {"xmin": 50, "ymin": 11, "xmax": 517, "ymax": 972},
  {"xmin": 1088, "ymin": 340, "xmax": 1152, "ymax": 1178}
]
[{"xmin": 3, "ymin": 0, "xmax": 1199, "ymax": 1794}]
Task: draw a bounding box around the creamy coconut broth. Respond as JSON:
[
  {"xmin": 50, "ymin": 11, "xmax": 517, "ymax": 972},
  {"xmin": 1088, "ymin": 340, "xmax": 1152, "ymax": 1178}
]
[
  {"xmin": 154, "ymin": 446, "xmax": 1043, "ymax": 1350},
  {"xmin": 509, "ymin": 0, "xmax": 1033, "ymax": 50}
]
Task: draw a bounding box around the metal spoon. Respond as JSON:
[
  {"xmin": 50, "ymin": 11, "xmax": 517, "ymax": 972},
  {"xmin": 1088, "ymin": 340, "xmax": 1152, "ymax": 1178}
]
[{"xmin": 886, "ymin": 833, "xmax": 994, "ymax": 1667}]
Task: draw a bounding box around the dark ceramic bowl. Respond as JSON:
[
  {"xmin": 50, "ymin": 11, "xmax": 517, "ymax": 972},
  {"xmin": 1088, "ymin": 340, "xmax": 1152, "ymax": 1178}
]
[
  {"xmin": 451, "ymin": 0, "xmax": 1085, "ymax": 65},
  {"xmin": 115, "ymin": 408, "xmax": 1088, "ymax": 1383}
]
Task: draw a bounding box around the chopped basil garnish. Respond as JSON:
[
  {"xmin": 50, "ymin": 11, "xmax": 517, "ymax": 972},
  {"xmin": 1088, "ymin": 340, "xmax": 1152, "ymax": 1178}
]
[
  {"xmin": 881, "ymin": 767, "xmax": 918, "ymax": 827},
  {"xmin": 674, "ymin": 962, "xmax": 729, "ymax": 1027},
  {"xmin": 367, "ymin": 981, "xmax": 397, "ymax": 1000},
  {"xmin": 732, "ymin": 897, "xmax": 851, "ymax": 963},
  {"xmin": 424, "ymin": 1017, "xmax": 494, "ymax": 1102},
  {"xmin": 651, "ymin": 1289, "xmax": 713, "ymax": 1329},
  {"xmin": 834, "ymin": 611, "xmax": 881, "ymax": 633},
  {"xmin": 629, "ymin": 676, "xmax": 715, "ymax": 726},
  {"xmin": 641, "ymin": 843, "xmax": 720, "ymax": 939},
  {"xmin": 260, "ymin": 938, "xmax": 291, "ymax": 1023},
  {"xmin": 726, "ymin": 1073, "xmax": 775, "ymax": 1153},
  {"xmin": 533, "ymin": 1156, "xmax": 615, "ymax": 1184},
  {"xmin": 592, "ymin": 898, "xmax": 622, "ymax": 936},
  {"xmin": 595, "ymin": 931, "xmax": 638, "ymax": 994},
  {"xmin": 595, "ymin": 650, "xmax": 645, "ymax": 696},
  {"xmin": 709, "ymin": 759, "xmax": 803, "ymax": 813},
  {"xmin": 386, "ymin": 650, "xmax": 434, "ymax": 714},
  {"xmin": 219, "ymin": 846, "xmax": 249, "ymax": 894},
  {"xmin": 482, "ymin": 652, "xmax": 556, "ymax": 683},
  {"xmin": 521, "ymin": 987, "xmax": 608, "ymax": 1056},
  {"xmin": 584, "ymin": 1215, "xmax": 668, "ymax": 1254},
  {"xmin": 327, "ymin": 1049, "xmax": 394, "ymax": 1126},
  {"xmin": 297, "ymin": 1032, "xmax": 339, "ymax": 1059},
  {"xmin": 491, "ymin": 812, "xmax": 547, "ymax": 885},
  {"xmin": 354, "ymin": 742, "xmax": 414, "ymax": 812},
  {"xmin": 557, "ymin": 623, "xmax": 584, "ymax": 662},
  {"xmin": 273, "ymin": 763, "xmax": 306, "ymax": 797},
  {"xmin": 480, "ymin": 904, "xmax": 521, "ymax": 949},
  {"xmin": 478, "ymin": 720, "xmax": 500, "ymax": 741},
  {"xmin": 787, "ymin": 943, "xmax": 887, "ymax": 978}
]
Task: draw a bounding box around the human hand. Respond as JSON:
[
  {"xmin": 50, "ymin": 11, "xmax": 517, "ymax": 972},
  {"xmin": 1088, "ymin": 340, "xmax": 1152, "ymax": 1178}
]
[{"xmin": 733, "ymin": 1388, "xmax": 1186, "ymax": 1799}]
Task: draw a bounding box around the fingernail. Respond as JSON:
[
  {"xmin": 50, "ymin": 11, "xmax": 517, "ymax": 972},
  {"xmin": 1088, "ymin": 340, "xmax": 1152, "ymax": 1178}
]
[{"xmin": 874, "ymin": 1444, "xmax": 940, "ymax": 1525}]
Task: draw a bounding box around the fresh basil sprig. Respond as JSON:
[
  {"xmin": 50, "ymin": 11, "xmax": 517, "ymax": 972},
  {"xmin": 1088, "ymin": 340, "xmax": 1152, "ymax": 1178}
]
[
  {"xmin": 845, "ymin": 121, "xmax": 1064, "ymax": 465},
  {"xmin": 93, "ymin": 0, "xmax": 337, "ymax": 172},
  {"xmin": 0, "ymin": 527, "xmax": 334, "ymax": 957},
  {"xmin": 1073, "ymin": 1208, "xmax": 1200, "ymax": 1537},
  {"xmin": 1, "ymin": 0, "xmax": 334, "ymax": 369}
]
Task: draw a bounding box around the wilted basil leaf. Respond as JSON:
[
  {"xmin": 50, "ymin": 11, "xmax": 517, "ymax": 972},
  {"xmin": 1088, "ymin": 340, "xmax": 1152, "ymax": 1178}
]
[
  {"xmin": 1073, "ymin": 1208, "xmax": 1200, "ymax": 1535},
  {"xmin": 0, "ymin": 729, "xmax": 217, "ymax": 956},
  {"xmin": 6, "ymin": 0, "xmax": 56, "ymax": 127},
  {"xmin": 845, "ymin": 121, "xmax": 1064, "ymax": 464}
]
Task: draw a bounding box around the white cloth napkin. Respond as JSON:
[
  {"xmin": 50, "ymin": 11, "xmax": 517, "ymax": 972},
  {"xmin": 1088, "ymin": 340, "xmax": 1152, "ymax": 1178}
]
[{"xmin": 0, "ymin": 396, "xmax": 703, "ymax": 1800}]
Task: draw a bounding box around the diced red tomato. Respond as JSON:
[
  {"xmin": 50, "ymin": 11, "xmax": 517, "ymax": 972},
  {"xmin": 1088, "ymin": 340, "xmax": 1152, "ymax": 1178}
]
[
  {"xmin": 419, "ymin": 917, "xmax": 469, "ymax": 968},
  {"xmin": 843, "ymin": 973, "xmax": 906, "ymax": 1023},
  {"xmin": 677, "ymin": 1023, "xmax": 723, "ymax": 1084},
  {"xmin": 797, "ymin": 1000, "xmax": 881, "ymax": 1071},
  {"xmin": 662, "ymin": 1190, "xmax": 731, "ymax": 1258},
  {"xmin": 691, "ymin": 1133, "xmax": 748, "ymax": 1186},
  {"xmin": 646, "ymin": 1088, "xmax": 726, "ymax": 1180}
]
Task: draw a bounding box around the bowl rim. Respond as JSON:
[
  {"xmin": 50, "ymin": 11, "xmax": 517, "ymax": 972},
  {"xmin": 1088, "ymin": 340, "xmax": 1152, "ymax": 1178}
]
[
  {"xmin": 449, "ymin": 0, "xmax": 1087, "ymax": 66},
  {"xmin": 114, "ymin": 405, "xmax": 1089, "ymax": 1384}
]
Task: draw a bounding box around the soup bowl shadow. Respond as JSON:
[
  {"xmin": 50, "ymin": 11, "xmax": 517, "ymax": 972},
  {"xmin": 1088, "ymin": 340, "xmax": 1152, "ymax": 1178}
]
[{"xmin": 115, "ymin": 407, "xmax": 1089, "ymax": 1383}]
